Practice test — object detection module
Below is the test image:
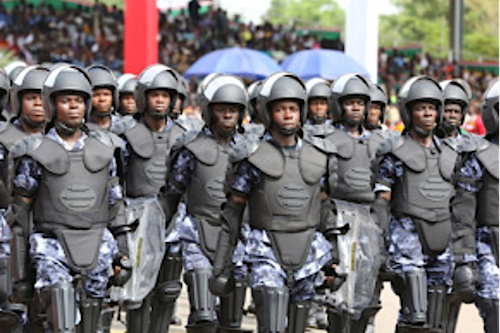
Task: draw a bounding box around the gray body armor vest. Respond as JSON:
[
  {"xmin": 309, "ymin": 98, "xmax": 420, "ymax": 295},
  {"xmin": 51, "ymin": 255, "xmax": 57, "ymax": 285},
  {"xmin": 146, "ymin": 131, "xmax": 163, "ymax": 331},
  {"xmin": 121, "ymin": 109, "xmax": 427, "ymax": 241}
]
[
  {"xmin": 391, "ymin": 137, "xmax": 457, "ymax": 255},
  {"xmin": 476, "ymin": 142, "xmax": 499, "ymax": 227},
  {"xmin": 124, "ymin": 123, "xmax": 169, "ymax": 197},
  {"xmin": 30, "ymin": 137, "xmax": 114, "ymax": 231},
  {"xmin": 183, "ymin": 134, "xmax": 230, "ymax": 260},
  {"xmin": 247, "ymin": 141, "xmax": 327, "ymax": 274},
  {"xmin": 326, "ymin": 129, "xmax": 378, "ymax": 203},
  {"xmin": 391, "ymin": 137, "xmax": 456, "ymax": 222}
]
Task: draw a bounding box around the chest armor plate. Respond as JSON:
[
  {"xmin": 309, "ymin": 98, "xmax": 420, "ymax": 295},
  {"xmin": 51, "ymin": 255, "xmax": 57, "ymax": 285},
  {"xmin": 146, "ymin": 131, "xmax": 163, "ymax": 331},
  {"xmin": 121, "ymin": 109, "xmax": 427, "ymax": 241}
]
[
  {"xmin": 127, "ymin": 131, "xmax": 169, "ymax": 197},
  {"xmin": 392, "ymin": 147, "xmax": 454, "ymax": 222},
  {"xmin": 248, "ymin": 149, "xmax": 322, "ymax": 232}
]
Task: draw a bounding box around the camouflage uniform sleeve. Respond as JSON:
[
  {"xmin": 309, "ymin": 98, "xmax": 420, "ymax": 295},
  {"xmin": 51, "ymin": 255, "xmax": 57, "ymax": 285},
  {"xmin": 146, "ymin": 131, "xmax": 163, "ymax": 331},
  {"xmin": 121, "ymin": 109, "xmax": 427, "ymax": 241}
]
[
  {"xmin": 230, "ymin": 159, "xmax": 262, "ymax": 198},
  {"xmin": 166, "ymin": 147, "xmax": 195, "ymax": 195},
  {"xmin": 12, "ymin": 155, "xmax": 42, "ymax": 198}
]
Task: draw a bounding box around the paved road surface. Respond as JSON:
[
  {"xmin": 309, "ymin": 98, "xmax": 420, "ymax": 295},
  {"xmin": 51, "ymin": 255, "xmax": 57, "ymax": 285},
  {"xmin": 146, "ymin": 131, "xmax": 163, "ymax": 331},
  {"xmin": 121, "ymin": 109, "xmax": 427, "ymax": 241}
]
[{"xmin": 110, "ymin": 282, "xmax": 483, "ymax": 332}]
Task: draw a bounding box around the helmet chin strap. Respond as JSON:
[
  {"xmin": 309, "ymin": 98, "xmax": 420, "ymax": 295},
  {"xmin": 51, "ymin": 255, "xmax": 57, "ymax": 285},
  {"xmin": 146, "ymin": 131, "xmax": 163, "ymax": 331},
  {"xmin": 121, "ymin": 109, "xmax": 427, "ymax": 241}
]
[
  {"xmin": 308, "ymin": 115, "xmax": 326, "ymax": 125},
  {"xmin": 55, "ymin": 120, "xmax": 80, "ymax": 136},
  {"xmin": 271, "ymin": 120, "xmax": 298, "ymax": 136},
  {"xmin": 342, "ymin": 117, "xmax": 361, "ymax": 128},
  {"xmin": 91, "ymin": 108, "xmax": 113, "ymax": 118},
  {"xmin": 436, "ymin": 121, "xmax": 457, "ymax": 137},
  {"xmin": 412, "ymin": 124, "xmax": 435, "ymax": 138},
  {"xmin": 20, "ymin": 114, "xmax": 45, "ymax": 129}
]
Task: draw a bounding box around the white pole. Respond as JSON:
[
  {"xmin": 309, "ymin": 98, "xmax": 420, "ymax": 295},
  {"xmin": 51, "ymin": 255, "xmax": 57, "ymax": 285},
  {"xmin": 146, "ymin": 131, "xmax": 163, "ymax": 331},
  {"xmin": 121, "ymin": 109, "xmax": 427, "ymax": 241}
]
[{"xmin": 345, "ymin": 0, "xmax": 379, "ymax": 82}]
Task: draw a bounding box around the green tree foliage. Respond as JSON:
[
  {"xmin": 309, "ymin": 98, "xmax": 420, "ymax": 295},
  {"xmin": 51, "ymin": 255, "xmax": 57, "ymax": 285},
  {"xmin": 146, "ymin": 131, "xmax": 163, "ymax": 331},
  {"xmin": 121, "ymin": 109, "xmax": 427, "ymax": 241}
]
[
  {"xmin": 264, "ymin": 0, "xmax": 345, "ymax": 29},
  {"xmin": 379, "ymin": 0, "xmax": 499, "ymax": 60}
]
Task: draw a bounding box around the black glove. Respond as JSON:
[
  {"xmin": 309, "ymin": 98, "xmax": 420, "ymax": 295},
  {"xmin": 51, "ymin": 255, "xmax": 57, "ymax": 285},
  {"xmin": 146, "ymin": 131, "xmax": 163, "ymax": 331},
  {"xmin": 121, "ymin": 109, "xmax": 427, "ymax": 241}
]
[
  {"xmin": 208, "ymin": 197, "xmax": 245, "ymax": 297},
  {"xmin": 10, "ymin": 281, "xmax": 34, "ymax": 304},
  {"xmin": 453, "ymin": 261, "xmax": 478, "ymax": 304},
  {"xmin": 322, "ymin": 261, "xmax": 346, "ymax": 292},
  {"xmin": 110, "ymin": 256, "xmax": 132, "ymax": 287},
  {"xmin": 114, "ymin": 232, "xmax": 129, "ymax": 258}
]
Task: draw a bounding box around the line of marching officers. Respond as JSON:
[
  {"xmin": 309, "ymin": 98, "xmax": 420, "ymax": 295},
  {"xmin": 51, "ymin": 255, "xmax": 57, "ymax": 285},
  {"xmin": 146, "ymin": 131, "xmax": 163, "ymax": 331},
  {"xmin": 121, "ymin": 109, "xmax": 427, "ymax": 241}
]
[{"xmin": 0, "ymin": 61, "xmax": 496, "ymax": 333}]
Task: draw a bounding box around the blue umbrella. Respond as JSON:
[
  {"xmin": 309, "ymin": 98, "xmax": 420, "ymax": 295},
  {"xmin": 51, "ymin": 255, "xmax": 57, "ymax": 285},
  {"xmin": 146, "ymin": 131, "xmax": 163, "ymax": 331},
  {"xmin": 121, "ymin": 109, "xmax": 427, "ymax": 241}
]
[
  {"xmin": 281, "ymin": 49, "xmax": 369, "ymax": 80},
  {"xmin": 184, "ymin": 47, "xmax": 281, "ymax": 80}
]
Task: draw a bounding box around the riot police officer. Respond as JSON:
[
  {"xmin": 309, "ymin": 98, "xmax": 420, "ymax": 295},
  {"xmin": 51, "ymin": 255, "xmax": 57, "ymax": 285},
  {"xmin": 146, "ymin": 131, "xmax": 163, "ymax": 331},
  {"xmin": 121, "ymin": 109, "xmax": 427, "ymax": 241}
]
[
  {"xmin": 116, "ymin": 73, "xmax": 138, "ymax": 117},
  {"xmin": 435, "ymin": 79, "xmax": 471, "ymax": 139},
  {"xmin": 365, "ymin": 83, "xmax": 388, "ymax": 131},
  {"xmin": 86, "ymin": 64, "xmax": 120, "ymax": 131},
  {"xmin": 305, "ymin": 77, "xmax": 331, "ymax": 125},
  {"xmin": 9, "ymin": 64, "xmax": 131, "ymax": 333},
  {"xmin": 160, "ymin": 73, "xmax": 250, "ymax": 333},
  {"xmin": 374, "ymin": 76, "xmax": 476, "ymax": 333},
  {"xmin": 209, "ymin": 72, "xmax": 339, "ymax": 333}
]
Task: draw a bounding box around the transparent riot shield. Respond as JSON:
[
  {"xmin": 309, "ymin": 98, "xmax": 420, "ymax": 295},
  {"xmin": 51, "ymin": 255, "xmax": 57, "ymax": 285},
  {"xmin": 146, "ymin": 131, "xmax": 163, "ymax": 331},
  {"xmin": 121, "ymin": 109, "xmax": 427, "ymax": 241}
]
[
  {"xmin": 110, "ymin": 197, "xmax": 166, "ymax": 303},
  {"xmin": 322, "ymin": 199, "xmax": 382, "ymax": 320}
]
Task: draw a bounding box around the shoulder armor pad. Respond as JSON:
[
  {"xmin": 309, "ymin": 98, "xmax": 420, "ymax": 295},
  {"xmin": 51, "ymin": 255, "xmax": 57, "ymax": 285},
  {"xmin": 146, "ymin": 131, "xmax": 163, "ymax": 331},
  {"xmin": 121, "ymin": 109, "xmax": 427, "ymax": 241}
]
[
  {"xmin": 242, "ymin": 123, "xmax": 266, "ymax": 139},
  {"xmin": 230, "ymin": 135, "xmax": 261, "ymax": 163},
  {"xmin": 0, "ymin": 123, "xmax": 28, "ymax": 151},
  {"xmin": 369, "ymin": 129, "xmax": 400, "ymax": 157},
  {"xmin": 302, "ymin": 132, "xmax": 337, "ymax": 154},
  {"xmin": 473, "ymin": 135, "xmax": 490, "ymax": 152},
  {"xmin": 11, "ymin": 134, "xmax": 44, "ymax": 159},
  {"xmin": 326, "ymin": 130, "xmax": 354, "ymax": 158},
  {"xmin": 172, "ymin": 129, "xmax": 200, "ymax": 152},
  {"xmin": 442, "ymin": 136, "xmax": 461, "ymax": 152},
  {"xmin": 88, "ymin": 129, "xmax": 125, "ymax": 149},
  {"xmin": 185, "ymin": 135, "xmax": 219, "ymax": 165},
  {"xmin": 27, "ymin": 138, "xmax": 69, "ymax": 175},
  {"xmin": 300, "ymin": 142, "xmax": 328, "ymax": 184},
  {"xmin": 84, "ymin": 136, "xmax": 114, "ymax": 172},
  {"xmin": 248, "ymin": 141, "xmax": 284, "ymax": 178},
  {"xmin": 0, "ymin": 121, "xmax": 8, "ymax": 133},
  {"xmin": 175, "ymin": 117, "xmax": 205, "ymax": 132},
  {"xmin": 110, "ymin": 115, "xmax": 138, "ymax": 135},
  {"xmin": 376, "ymin": 132, "xmax": 404, "ymax": 157},
  {"xmin": 124, "ymin": 122, "xmax": 154, "ymax": 158},
  {"xmin": 392, "ymin": 137, "xmax": 426, "ymax": 172},
  {"xmin": 302, "ymin": 123, "xmax": 335, "ymax": 137},
  {"xmin": 476, "ymin": 141, "xmax": 499, "ymax": 179}
]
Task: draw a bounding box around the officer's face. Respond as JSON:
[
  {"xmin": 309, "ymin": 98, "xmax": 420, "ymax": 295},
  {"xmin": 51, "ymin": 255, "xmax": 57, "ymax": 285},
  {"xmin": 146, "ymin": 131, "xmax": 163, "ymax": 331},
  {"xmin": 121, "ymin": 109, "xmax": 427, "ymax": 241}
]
[
  {"xmin": 443, "ymin": 102, "xmax": 463, "ymax": 128},
  {"xmin": 367, "ymin": 103, "xmax": 382, "ymax": 126},
  {"xmin": 92, "ymin": 88, "xmax": 113, "ymax": 113},
  {"xmin": 410, "ymin": 101, "xmax": 438, "ymax": 132},
  {"xmin": 308, "ymin": 97, "xmax": 328, "ymax": 120},
  {"xmin": 270, "ymin": 100, "xmax": 301, "ymax": 129},
  {"xmin": 54, "ymin": 94, "xmax": 86, "ymax": 128},
  {"xmin": 119, "ymin": 93, "xmax": 136, "ymax": 115},
  {"xmin": 211, "ymin": 103, "xmax": 240, "ymax": 133},
  {"xmin": 147, "ymin": 89, "xmax": 171, "ymax": 114},
  {"xmin": 21, "ymin": 91, "xmax": 45, "ymax": 123},
  {"xmin": 341, "ymin": 97, "xmax": 366, "ymax": 122}
]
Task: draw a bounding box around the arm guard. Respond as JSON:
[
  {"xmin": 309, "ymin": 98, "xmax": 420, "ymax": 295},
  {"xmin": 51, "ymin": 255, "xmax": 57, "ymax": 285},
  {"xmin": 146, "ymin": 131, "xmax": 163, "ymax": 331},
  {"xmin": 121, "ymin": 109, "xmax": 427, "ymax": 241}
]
[
  {"xmin": 157, "ymin": 188, "xmax": 182, "ymax": 228},
  {"xmin": 371, "ymin": 195, "xmax": 391, "ymax": 237},
  {"xmin": 320, "ymin": 199, "xmax": 341, "ymax": 264},
  {"xmin": 0, "ymin": 180, "xmax": 10, "ymax": 210},
  {"xmin": 451, "ymin": 187, "xmax": 477, "ymax": 262},
  {"xmin": 7, "ymin": 196, "xmax": 34, "ymax": 302},
  {"xmin": 209, "ymin": 197, "xmax": 245, "ymax": 296}
]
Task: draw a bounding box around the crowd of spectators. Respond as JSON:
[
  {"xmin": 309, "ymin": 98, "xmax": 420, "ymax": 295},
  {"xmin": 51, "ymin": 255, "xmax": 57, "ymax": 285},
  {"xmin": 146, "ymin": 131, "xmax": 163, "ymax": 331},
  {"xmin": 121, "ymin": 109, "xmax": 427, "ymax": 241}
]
[{"xmin": 0, "ymin": 0, "xmax": 496, "ymax": 133}]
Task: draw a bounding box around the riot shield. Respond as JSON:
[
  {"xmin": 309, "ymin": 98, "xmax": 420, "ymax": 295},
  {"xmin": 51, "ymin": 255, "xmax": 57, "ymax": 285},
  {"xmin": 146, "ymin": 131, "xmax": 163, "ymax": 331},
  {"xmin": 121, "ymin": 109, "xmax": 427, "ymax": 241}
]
[
  {"xmin": 111, "ymin": 197, "xmax": 166, "ymax": 303},
  {"xmin": 321, "ymin": 199, "xmax": 382, "ymax": 320}
]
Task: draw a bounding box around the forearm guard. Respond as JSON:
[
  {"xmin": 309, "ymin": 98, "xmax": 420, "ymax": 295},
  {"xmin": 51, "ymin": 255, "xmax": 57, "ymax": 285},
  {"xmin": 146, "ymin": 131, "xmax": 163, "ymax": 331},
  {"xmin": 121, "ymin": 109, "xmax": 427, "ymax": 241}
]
[
  {"xmin": 209, "ymin": 197, "xmax": 245, "ymax": 296},
  {"xmin": 320, "ymin": 199, "xmax": 341, "ymax": 264},
  {"xmin": 0, "ymin": 180, "xmax": 10, "ymax": 210},
  {"xmin": 157, "ymin": 188, "xmax": 182, "ymax": 228},
  {"xmin": 371, "ymin": 195, "xmax": 391, "ymax": 236},
  {"xmin": 7, "ymin": 196, "xmax": 33, "ymax": 301},
  {"xmin": 451, "ymin": 188, "xmax": 477, "ymax": 262}
]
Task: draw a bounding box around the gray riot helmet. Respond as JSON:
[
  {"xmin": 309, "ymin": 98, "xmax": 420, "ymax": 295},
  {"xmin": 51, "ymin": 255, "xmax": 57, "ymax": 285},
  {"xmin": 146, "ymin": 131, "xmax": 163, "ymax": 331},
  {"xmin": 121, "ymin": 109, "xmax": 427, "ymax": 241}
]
[
  {"xmin": 0, "ymin": 68, "xmax": 10, "ymax": 111},
  {"xmin": 481, "ymin": 79, "xmax": 499, "ymax": 136},
  {"xmin": 11, "ymin": 65, "xmax": 49, "ymax": 128},
  {"xmin": 117, "ymin": 73, "xmax": 137, "ymax": 115},
  {"xmin": 4, "ymin": 60, "xmax": 27, "ymax": 84},
  {"xmin": 440, "ymin": 79, "xmax": 471, "ymax": 124},
  {"xmin": 135, "ymin": 64, "xmax": 178, "ymax": 118},
  {"xmin": 369, "ymin": 83, "xmax": 388, "ymax": 124},
  {"xmin": 247, "ymin": 80, "xmax": 262, "ymax": 122},
  {"xmin": 257, "ymin": 72, "xmax": 307, "ymax": 132},
  {"xmin": 397, "ymin": 75, "xmax": 443, "ymax": 129},
  {"xmin": 42, "ymin": 65, "xmax": 92, "ymax": 132},
  {"xmin": 305, "ymin": 78, "xmax": 331, "ymax": 123},
  {"xmin": 330, "ymin": 73, "xmax": 371, "ymax": 123},
  {"xmin": 176, "ymin": 75, "xmax": 189, "ymax": 114},
  {"xmin": 199, "ymin": 73, "xmax": 248, "ymax": 128},
  {"xmin": 86, "ymin": 64, "xmax": 119, "ymax": 115}
]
